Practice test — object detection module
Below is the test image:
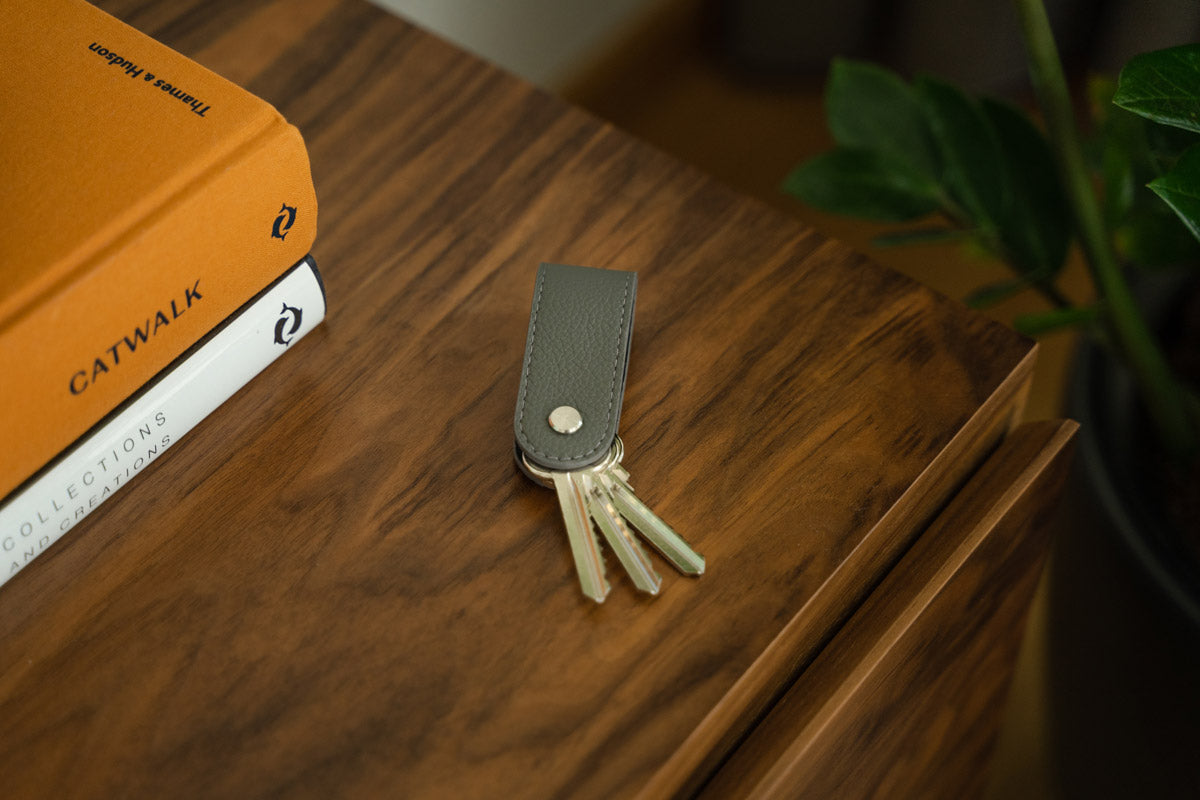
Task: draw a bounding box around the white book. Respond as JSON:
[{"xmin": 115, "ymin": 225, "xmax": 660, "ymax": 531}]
[{"xmin": 0, "ymin": 256, "xmax": 327, "ymax": 588}]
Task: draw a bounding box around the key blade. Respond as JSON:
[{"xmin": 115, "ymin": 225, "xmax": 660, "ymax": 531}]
[
  {"xmin": 582, "ymin": 474, "xmax": 661, "ymax": 596},
  {"xmin": 551, "ymin": 471, "xmax": 610, "ymax": 602},
  {"xmin": 603, "ymin": 474, "xmax": 706, "ymax": 576}
]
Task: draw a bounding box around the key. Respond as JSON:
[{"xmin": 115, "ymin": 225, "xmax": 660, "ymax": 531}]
[
  {"xmin": 599, "ymin": 470, "xmax": 705, "ymax": 576},
  {"xmin": 551, "ymin": 470, "xmax": 610, "ymax": 602},
  {"xmin": 512, "ymin": 263, "xmax": 708, "ymax": 602},
  {"xmin": 521, "ymin": 437, "xmax": 704, "ymax": 602},
  {"xmin": 582, "ymin": 471, "xmax": 662, "ymax": 595}
]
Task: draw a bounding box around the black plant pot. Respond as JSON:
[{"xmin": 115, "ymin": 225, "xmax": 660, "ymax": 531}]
[{"xmin": 1049, "ymin": 330, "xmax": 1200, "ymax": 798}]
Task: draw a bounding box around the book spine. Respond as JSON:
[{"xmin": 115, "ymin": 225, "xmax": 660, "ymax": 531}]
[
  {"xmin": 0, "ymin": 122, "xmax": 318, "ymax": 501},
  {"xmin": 0, "ymin": 257, "xmax": 326, "ymax": 589}
]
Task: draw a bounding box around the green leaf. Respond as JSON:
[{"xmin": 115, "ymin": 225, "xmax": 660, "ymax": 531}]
[
  {"xmin": 1013, "ymin": 306, "xmax": 1099, "ymax": 336},
  {"xmin": 1096, "ymin": 73, "xmax": 1198, "ymax": 174},
  {"xmin": 782, "ymin": 148, "xmax": 941, "ymax": 222},
  {"xmin": 1148, "ymin": 143, "xmax": 1200, "ymax": 242},
  {"xmin": 826, "ymin": 59, "xmax": 939, "ymax": 178},
  {"xmin": 915, "ymin": 76, "xmax": 1008, "ymax": 231},
  {"xmin": 1089, "ymin": 74, "xmax": 1199, "ymax": 245},
  {"xmin": 981, "ymin": 98, "xmax": 1071, "ymax": 277},
  {"xmin": 1114, "ymin": 44, "xmax": 1200, "ymax": 133},
  {"xmin": 965, "ymin": 279, "xmax": 1029, "ymax": 309}
]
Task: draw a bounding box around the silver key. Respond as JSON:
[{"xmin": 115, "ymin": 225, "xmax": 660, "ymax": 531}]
[
  {"xmin": 522, "ymin": 437, "xmax": 705, "ymax": 602},
  {"xmin": 583, "ymin": 471, "xmax": 661, "ymax": 595},
  {"xmin": 599, "ymin": 470, "xmax": 705, "ymax": 576},
  {"xmin": 550, "ymin": 470, "xmax": 610, "ymax": 601}
]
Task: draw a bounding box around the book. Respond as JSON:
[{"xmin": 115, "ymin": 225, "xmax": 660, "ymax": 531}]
[
  {"xmin": 0, "ymin": 0, "xmax": 318, "ymax": 500},
  {"xmin": 0, "ymin": 255, "xmax": 327, "ymax": 589}
]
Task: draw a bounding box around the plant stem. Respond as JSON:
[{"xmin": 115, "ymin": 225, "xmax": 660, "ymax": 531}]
[
  {"xmin": 1032, "ymin": 280, "xmax": 1072, "ymax": 310},
  {"xmin": 939, "ymin": 200, "xmax": 1072, "ymax": 311},
  {"xmin": 1038, "ymin": 281, "xmax": 1072, "ymax": 309},
  {"xmin": 1013, "ymin": 0, "xmax": 1198, "ymax": 455}
]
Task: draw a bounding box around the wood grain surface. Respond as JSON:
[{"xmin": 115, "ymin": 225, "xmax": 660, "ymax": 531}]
[
  {"xmin": 0, "ymin": 2, "xmax": 1038, "ymax": 798},
  {"xmin": 698, "ymin": 421, "xmax": 1077, "ymax": 799}
]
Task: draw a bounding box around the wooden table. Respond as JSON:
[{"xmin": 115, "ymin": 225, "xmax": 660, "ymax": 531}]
[{"xmin": 0, "ymin": 2, "xmax": 1076, "ymax": 797}]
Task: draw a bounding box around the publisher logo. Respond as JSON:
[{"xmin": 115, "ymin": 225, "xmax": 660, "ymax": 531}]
[
  {"xmin": 272, "ymin": 203, "xmax": 297, "ymax": 240},
  {"xmin": 274, "ymin": 302, "xmax": 303, "ymax": 346}
]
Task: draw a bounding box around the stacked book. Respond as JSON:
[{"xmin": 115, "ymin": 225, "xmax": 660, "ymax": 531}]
[{"xmin": 0, "ymin": 0, "xmax": 326, "ymax": 588}]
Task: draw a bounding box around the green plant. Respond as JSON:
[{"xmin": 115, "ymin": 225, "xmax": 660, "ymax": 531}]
[{"xmin": 784, "ymin": 0, "xmax": 1200, "ymax": 459}]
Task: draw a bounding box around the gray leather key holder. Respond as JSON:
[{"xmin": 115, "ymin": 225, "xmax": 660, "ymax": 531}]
[
  {"xmin": 514, "ymin": 262, "xmax": 636, "ymax": 472},
  {"xmin": 514, "ymin": 262, "xmax": 704, "ymax": 603}
]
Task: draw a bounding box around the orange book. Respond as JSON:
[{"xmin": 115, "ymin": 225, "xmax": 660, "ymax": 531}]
[{"xmin": 0, "ymin": 0, "xmax": 318, "ymax": 500}]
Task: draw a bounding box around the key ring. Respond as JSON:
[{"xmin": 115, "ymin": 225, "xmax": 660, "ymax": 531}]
[{"xmin": 518, "ymin": 437, "xmax": 624, "ymax": 488}]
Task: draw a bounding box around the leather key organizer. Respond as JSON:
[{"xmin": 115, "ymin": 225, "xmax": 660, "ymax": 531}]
[
  {"xmin": 515, "ymin": 263, "xmax": 636, "ymax": 472},
  {"xmin": 514, "ymin": 262, "xmax": 703, "ymax": 603}
]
